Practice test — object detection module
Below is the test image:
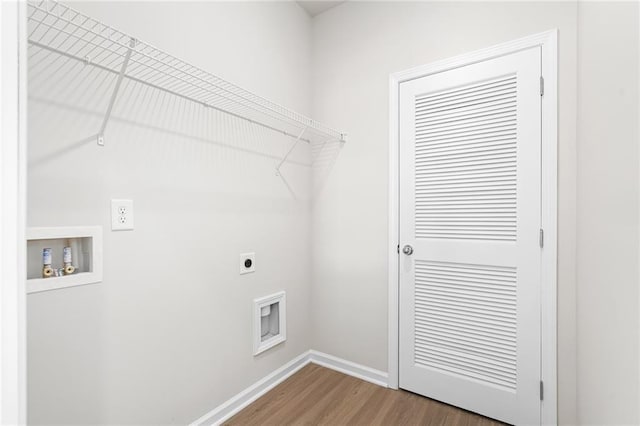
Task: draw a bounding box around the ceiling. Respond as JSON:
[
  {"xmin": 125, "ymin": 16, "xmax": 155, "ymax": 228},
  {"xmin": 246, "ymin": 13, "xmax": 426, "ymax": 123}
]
[{"xmin": 297, "ymin": 1, "xmax": 346, "ymax": 17}]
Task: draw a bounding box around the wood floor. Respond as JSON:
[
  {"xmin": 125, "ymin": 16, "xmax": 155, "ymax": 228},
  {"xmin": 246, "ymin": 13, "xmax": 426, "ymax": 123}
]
[{"xmin": 225, "ymin": 364, "xmax": 506, "ymax": 426}]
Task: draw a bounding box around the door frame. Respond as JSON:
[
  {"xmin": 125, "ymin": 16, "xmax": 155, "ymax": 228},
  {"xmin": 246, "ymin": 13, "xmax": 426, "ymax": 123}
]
[
  {"xmin": 1, "ymin": 1, "xmax": 28, "ymax": 424},
  {"xmin": 388, "ymin": 30, "xmax": 558, "ymax": 425}
]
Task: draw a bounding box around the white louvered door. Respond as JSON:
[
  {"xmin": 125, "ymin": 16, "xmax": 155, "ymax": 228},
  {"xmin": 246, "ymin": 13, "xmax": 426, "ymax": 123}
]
[{"xmin": 399, "ymin": 47, "xmax": 541, "ymax": 425}]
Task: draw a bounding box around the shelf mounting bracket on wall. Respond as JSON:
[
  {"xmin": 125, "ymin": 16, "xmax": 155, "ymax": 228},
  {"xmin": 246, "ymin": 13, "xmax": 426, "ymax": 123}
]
[
  {"xmin": 275, "ymin": 127, "xmax": 307, "ymax": 199},
  {"xmin": 275, "ymin": 127, "xmax": 307, "ymax": 177},
  {"xmin": 96, "ymin": 38, "xmax": 136, "ymax": 146}
]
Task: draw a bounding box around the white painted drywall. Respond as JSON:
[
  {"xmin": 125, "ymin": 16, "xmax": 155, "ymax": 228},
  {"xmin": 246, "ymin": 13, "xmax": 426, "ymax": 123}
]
[
  {"xmin": 309, "ymin": 1, "xmax": 579, "ymax": 423},
  {"xmin": 27, "ymin": 2, "xmax": 313, "ymax": 424},
  {"xmin": 576, "ymin": 2, "xmax": 639, "ymax": 424}
]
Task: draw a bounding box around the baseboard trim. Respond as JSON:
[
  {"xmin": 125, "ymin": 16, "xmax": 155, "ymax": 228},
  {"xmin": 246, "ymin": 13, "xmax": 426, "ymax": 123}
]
[
  {"xmin": 191, "ymin": 351, "xmax": 311, "ymax": 426},
  {"xmin": 309, "ymin": 350, "xmax": 389, "ymax": 388},
  {"xmin": 192, "ymin": 350, "xmax": 388, "ymax": 425}
]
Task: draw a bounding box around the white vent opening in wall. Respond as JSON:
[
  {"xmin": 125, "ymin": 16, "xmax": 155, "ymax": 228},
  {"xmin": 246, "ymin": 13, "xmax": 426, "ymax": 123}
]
[{"xmin": 253, "ymin": 291, "xmax": 286, "ymax": 356}]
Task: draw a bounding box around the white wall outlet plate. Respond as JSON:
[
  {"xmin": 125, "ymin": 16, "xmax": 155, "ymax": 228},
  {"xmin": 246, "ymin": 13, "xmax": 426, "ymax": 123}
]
[
  {"xmin": 240, "ymin": 252, "xmax": 255, "ymax": 275},
  {"xmin": 111, "ymin": 199, "xmax": 134, "ymax": 231}
]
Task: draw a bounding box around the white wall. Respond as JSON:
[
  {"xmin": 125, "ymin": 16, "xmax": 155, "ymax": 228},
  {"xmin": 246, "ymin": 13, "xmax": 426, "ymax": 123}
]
[
  {"xmin": 27, "ymin": 2, "xmax": 313, "ymax": 424},
  {"xmin": 310, "ymin": 2, "xmax": 581, "ymax": 425},
  {"xmin": 576, "ymin": 2, "xmax": 639, "ymax": 424}
]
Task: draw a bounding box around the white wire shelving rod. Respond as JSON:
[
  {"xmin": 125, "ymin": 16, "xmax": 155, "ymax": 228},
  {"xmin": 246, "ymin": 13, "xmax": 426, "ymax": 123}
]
[
  {"xmin": 26, "ymin": 0, "xmax": 347, "ymax": 146},
  {"xmin": 276, "ymin": 127, "xmax": 307, "ymax": 176},
  {"xmin": 96, "ymin": 38, "xmax": 135, "ymax": 146}
]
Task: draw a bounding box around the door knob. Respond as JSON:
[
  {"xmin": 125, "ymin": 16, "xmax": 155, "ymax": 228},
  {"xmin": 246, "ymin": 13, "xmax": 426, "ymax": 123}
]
[{"xmin": 402, "ymin": 245, "xmax": 414, "ymax": 255}]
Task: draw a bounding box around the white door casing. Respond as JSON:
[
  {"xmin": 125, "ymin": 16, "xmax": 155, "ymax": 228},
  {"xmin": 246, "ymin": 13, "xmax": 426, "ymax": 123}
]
[
  {"xmin": 398, "ymin": 47, "xmax": 542, "ymax": 425},
  {"xmin": 1, "ymin": 1, "xmax": 28, "ymax": 424}
]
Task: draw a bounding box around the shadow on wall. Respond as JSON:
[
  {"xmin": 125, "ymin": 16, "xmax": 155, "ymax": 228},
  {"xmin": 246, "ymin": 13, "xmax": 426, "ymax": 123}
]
[
  {"xmin": 311, "ymin": 137, "xmax": 343, "ymax": 197},
  {"xmin": 27, "ymin": 43, "xmax": 343, "ymax": 200}
]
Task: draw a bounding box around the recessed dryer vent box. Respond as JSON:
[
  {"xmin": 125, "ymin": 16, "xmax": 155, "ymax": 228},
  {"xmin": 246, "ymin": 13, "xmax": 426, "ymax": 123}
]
[{"xmin": 253, "ymin": 291, "xmax": 286, "ymax": 355}]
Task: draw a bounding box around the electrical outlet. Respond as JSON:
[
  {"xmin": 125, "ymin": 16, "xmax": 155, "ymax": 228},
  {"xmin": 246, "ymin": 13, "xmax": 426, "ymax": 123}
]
[
  {"xmin": 240, "ymin": 252, "xmax": 255, "ymax": 275},
  {"xmin": 111, "ymin": 199, "xmax": 134, "ymax": 231}
]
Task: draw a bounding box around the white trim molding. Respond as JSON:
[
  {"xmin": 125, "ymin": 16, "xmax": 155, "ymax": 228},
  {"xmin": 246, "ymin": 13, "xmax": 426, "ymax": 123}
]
[
  {"xmin": 0, "ymin": 1, "xmax": 27, "ymax": 424},
  {"xmin": 192, "ymin": 350, "xmax": 388, "ymax": 426},
  {"xmin": 191, "ymin": 351, "xmax": 311, "ymax": 426},
  {"xmin": 309, "ymin": 350, "xmax": 388, "ymax": 388},
  {"xmin": 388, "ymin": 30, "xmax": 558, "ymax": 425},
  {"xmin": 637, "ymin": 3, "xmax": 640, "ymax": 421}
]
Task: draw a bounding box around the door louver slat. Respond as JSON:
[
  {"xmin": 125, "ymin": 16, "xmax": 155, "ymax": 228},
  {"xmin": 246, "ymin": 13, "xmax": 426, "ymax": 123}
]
[
  {"xmin": 413, "ymin": 260, "xmax": 517, "ymax": 391},
  {"xmin": 414, "ymin": 75, "xmax": 517, "ymax": 241}
]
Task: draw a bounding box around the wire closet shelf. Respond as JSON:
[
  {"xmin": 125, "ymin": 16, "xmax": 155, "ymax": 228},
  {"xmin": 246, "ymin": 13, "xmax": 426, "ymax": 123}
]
[{"xmin": 27, "ymin": 0, "xmax": 347, "ymax": 146}]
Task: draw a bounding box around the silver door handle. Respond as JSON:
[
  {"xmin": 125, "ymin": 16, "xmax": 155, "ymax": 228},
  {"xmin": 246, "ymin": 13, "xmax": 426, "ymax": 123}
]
[{"xmin": 402, "ymin": 245, "xmax": 414, "ymax": 255}]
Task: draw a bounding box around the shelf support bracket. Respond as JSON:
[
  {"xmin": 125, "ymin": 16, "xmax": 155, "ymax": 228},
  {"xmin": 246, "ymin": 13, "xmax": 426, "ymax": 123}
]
[
  {"xmin": 275, "ymin": 127, "xmax": 307, "ymax": 177},
  {"xmin": 96, "ymin": 38, "xmax": 136, "ymax": 146}
]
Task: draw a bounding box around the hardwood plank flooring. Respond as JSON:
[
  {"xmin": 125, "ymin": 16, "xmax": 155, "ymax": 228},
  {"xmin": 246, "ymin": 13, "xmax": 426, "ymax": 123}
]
[{"xmin": 225, "ymin": 364, "xmax": 506, "ymax": 426}]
